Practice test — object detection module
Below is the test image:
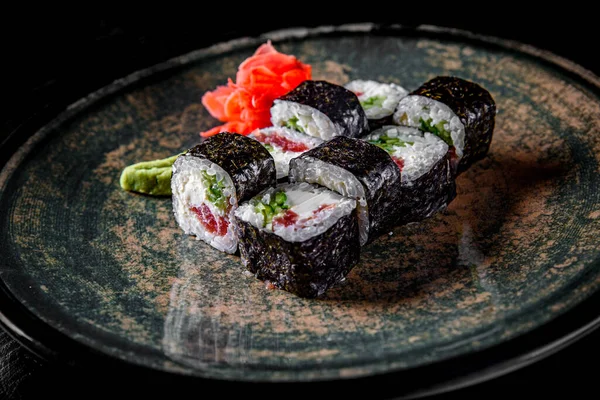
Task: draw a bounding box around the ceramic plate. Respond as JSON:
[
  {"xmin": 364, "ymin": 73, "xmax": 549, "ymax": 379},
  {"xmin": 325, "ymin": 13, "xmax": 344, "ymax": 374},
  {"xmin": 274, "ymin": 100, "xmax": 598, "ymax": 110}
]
[{"xmin": 1, "ymin": 23, "xmax": 599, "ymax": 397}]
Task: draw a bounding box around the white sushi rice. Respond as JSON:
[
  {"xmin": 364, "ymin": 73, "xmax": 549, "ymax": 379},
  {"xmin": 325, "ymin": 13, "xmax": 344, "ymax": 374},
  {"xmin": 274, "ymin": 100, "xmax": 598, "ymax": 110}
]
[
  {"xmin": 345, "ymin": 79, "xmax": 408, "ymax": 120},
  {"xmin": 171, "ymin": 155, "xmax": 238, "ymax": 254},
  {"xmin": 270, "ymin": 100, "xmax": 343, "ymax": 140},
  {"xmin": 392, "ymin": 95, "xmax": 465, "ymax": 158},
  {"xmin": 235, "ymin": 182, "xmax": 356, "ymax": 243},
  {"xmin": 364, "ymin": 125, "xmax": 449, "ymax": 184},
  {"xmin": 289, "ymin": 157, "xmax": 369, "ymax": 246},
  {"xmin": 249, "ymin": 126, "xmax": 323, "ymax": 179}
]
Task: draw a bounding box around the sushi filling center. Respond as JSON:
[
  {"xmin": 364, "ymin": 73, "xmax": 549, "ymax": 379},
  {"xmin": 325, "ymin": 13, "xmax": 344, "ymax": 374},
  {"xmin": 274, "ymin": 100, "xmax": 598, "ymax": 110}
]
[
  {"xmin": 363, "ymin": 126, "xmax": 449, "ymax": 184},
  {"xmin": 393, "ymin": 95, "xmax": 465, "ymax": 158},
  {"xmin": 235, "ymin": 183, "xmax": 357, "ymax": 243},
  {"xmin": 252, "ymin": 131, "xmax": 309, "ymax": 153},
  {"xmin": 186, "ymin": 170, "xmax": 231, "ymax": 236},
  {"xmin": 249, "ymin": 127, "xmax": 323, "ymax": 180},
  {"xmin": 171, "ymin": 156, "xmax": 238, "ymax": 253},
  {"xmin": 271, "ymin": 100, "xmax": 341, "ymax": 140},
  {"xmin": 345, "ymin": 80, "xmax": 408, "ymax": 120},
  {"xmin": 190, "ymin": 203, "xmax": 229, "ymax": 236},
  {"xmin": 289, "ymin": 157, "xmax": 369, "ymax": 245}
]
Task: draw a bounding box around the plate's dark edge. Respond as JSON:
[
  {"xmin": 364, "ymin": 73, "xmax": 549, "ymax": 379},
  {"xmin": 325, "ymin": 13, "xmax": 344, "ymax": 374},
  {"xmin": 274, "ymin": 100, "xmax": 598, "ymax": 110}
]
[{"xmin": 0, "ymin": 22, "xmax": 599, "ymax": 398}]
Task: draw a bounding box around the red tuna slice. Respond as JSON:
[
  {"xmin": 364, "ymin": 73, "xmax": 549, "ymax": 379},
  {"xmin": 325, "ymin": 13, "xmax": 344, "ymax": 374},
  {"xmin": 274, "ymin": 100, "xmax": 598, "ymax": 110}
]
[
  {"xmin": 272, "ymin": 209, "xmax": 299, "ymax": 228},
  {"xmin": 252, "ymin": 131, "xmax": 309, "ymax": 152},
  {"xmin": 190, "ymin": 204, "xmax": 229, "ymax": 236}
]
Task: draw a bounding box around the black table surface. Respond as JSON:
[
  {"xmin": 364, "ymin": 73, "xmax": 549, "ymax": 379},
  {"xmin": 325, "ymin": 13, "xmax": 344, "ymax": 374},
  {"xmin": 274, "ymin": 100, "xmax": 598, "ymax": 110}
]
[{"xmin": 1, "ymin": 9, "xmax": 599, "ymax": 399}]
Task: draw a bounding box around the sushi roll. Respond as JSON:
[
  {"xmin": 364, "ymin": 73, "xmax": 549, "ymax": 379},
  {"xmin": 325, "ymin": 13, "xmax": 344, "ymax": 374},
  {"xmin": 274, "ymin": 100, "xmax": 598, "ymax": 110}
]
[
  {"xmin": 249, "ymin": 126, "xmax": 323, "ymax": 180},
  {"xmin": 171, "ymin": 132, "xmax": 276, "ymax": 254},
  {"xmin": 288, "ymin": 136, "xmax": 403, "ymax": 246},
  {"xmin": 345, "ymin": 79, "xmax": 408, "ymax": 130},
  {"xmin": 270, "ymin": 80, "xmax": 369, "ymax": 140},
  {"xmin": 392, "ymin": 76, "xmax": 496, "ymax": 174},
  {"xmin": 363, "ymin": 125, "xmax": 456, "ymax": 224},
  {"xmin": 234, "ymin": 182, "xmax": 360, "ymax": 298}
]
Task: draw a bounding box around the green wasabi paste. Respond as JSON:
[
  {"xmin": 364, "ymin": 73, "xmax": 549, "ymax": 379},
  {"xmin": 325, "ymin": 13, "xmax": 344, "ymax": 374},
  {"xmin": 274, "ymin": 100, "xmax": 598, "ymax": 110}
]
[{"xmin": 120, "ymin": 153, "xmax": 182, "ymax": 196}]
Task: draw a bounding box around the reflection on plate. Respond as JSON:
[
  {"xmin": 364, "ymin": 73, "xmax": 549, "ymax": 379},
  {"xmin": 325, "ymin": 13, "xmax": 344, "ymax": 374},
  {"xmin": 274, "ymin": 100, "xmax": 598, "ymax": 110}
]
[{"xmin": 0, "ymin": 24, "xmax": 599, "ymax": 387}]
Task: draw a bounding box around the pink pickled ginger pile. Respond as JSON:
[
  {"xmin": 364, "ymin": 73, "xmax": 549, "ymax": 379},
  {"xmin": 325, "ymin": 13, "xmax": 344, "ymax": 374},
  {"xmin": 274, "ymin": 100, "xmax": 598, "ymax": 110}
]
[{"xmin": 200, "ymin": 41, "xmax": 312, "ymax": 137}]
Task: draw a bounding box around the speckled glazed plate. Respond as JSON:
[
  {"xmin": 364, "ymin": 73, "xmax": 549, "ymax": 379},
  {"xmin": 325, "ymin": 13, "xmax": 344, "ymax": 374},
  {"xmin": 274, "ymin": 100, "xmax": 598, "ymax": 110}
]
[{"xmin": 1, "ymin": 24, "xmax": 599, "ymax": 397}]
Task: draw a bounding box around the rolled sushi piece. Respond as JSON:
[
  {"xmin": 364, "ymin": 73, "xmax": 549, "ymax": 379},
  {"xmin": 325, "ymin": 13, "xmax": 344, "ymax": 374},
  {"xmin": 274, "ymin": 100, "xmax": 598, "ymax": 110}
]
[
  {"xmin": 392, "ymin": 76, "xmax": 496, "ymax": 174},
  {"xmin": 171, "ymin": 132, "xmax": 277, "ymax": 254},
  {"xmin": 345, "ymin": 79, "xmax": 408, "ymax": 129},
  {"xmin": 363, "ymin": 125, "xmax": 456, "ymax": 223},
  {"xmin": 249, "ymin": 126, "xmax": 323, "ymax": 180},
  {"xmin": 234, "ymin": 182, "xmax": 360, "ymax": 298},
  {"xmin": 288, "ymin": 136, "xmax": 403, "ymax": 246},
  {"xmin": 270, "ymin": 80, "xmax": 369, "ymax": 140}
]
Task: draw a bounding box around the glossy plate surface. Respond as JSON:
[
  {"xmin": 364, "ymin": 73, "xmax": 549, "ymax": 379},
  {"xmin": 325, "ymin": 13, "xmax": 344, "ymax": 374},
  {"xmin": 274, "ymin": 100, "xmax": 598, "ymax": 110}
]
[{"xmin": 0, "ymin": 24, "xmax": 599, "ymax": 383}]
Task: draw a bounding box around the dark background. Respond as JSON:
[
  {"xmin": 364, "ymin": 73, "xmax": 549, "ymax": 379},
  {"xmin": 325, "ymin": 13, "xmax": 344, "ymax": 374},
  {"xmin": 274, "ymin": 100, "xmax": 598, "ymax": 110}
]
[{"xmin": 1, "ymin": 7, "xmax": 599, "ymax": 399}]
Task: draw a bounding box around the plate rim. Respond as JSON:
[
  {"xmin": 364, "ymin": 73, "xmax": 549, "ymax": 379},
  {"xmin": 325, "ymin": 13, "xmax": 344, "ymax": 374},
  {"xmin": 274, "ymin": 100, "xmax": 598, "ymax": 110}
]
[{"xmin": 1, "ymin": 22, "xmax": 599, "ymax": 397}]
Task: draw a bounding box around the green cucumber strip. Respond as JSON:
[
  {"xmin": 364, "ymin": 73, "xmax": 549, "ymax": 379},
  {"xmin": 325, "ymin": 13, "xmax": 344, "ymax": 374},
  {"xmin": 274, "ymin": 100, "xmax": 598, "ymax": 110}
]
[
  {"xmin": 274, "ymin": 191, "xmax": 287, "ymax": 206},
  {"xmin": 360, "ymin": 95, "xmax": 385, "ymax": 110},
  {"xmin": 263, "ymin": 143, "xmax": 274, "ymax": 152},
  {"xmin": 284, "ymin": 116, "xmax": 304, "ymax": 133},
  {"xmin": 419, "ymin": 117, "xmax": 453, "ymax": 146},
  {"xmin": 367, "ymin": 135, "xmax": 412, "ymax": 153},
  {"xmin": 201, "ymin": 171, "xmax": 227, "ymax": 211},
  {"xmin": 254, "ymin": 190, "xmax": 290, "ymax": 226}
]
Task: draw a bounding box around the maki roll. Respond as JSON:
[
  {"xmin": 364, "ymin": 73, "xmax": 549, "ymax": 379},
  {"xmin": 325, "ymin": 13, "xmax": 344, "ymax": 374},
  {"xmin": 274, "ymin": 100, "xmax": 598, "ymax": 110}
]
[
  {"xmin": 288, "ymin": 136, "xmax": 402, "ymax": 246},
  {"xmin": 270, "ymin": 80, "xmax": 369, "ymax": 140},
  {"xmin": 345, "ymin": 79, "xmax": 408, "ymax": 130},
  {"xmin": 364, "ymin": 125, "xmax": 456, "ymax": 223},
  {"xmin": 171, "ymin": 132, "xmax": 276, "ymax": 254},
  {"xmin": 234, "ymin": 182, "xmax": 359, "ymax": 298},
  {"xmin": 392, "ymin": 76, "xmax": 496, "ymax": 174},
  {"xmin": 249, "ymin": 126, "xmax": 323, "ymax": 180}
]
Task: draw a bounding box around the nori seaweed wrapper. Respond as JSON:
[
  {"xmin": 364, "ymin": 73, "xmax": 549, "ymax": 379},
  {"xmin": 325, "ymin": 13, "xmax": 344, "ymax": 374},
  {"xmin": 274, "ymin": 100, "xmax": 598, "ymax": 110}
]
[
  {"xmin": 277, "ymin": 80, "xmax": 370, "ymax": 138},
  {"xmin": 234, "ymin": 209, "xmax": 360, "ymax": 298},
  {"xmin": 411, "ymin": 76, "xmax": 496, "ymax": 174},
  {"xmin": 290, "ymin": 136, "xmax": 403, "ymax": 244},
  {"xmin": 187, "ymin": 132, "xmax": 276, "ymax": 202},
  {"xmin": 397, "ymin": 153, "xmax": 456, "ymax": 224}
]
